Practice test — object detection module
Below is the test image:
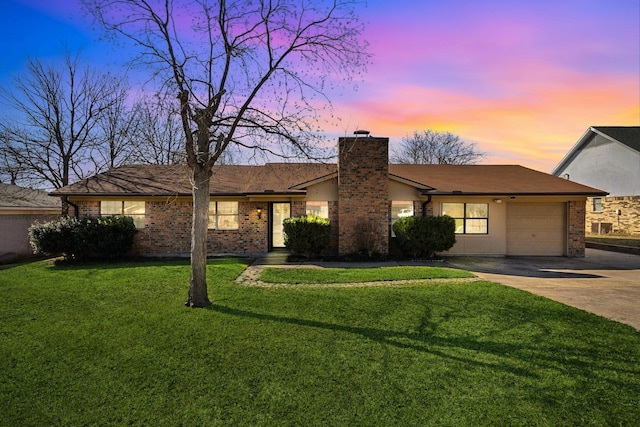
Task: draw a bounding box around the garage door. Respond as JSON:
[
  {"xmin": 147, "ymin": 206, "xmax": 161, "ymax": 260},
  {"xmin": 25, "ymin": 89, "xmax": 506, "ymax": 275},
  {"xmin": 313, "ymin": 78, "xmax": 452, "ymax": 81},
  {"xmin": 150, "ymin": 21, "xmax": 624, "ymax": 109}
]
[{"xmin": 507, "ymin": 203, "xmax": 566, "ymax": 256}]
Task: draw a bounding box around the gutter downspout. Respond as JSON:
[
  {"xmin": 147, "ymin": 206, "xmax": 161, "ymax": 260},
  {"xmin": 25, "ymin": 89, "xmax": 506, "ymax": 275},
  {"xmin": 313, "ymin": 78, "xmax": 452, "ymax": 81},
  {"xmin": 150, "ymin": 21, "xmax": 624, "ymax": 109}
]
[
  {"xmin": 421, "ymin": 194, "xmax": 432, "ymax": 217},
  {"xmin": 63, "ymin": 196, "xmax": 80, "ymax": 219}
]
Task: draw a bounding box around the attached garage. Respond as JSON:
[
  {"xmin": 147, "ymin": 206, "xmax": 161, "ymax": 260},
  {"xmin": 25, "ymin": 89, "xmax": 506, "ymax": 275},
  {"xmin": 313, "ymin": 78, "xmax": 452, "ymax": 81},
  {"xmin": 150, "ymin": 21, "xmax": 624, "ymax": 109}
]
[
  {"xmin": 507, "ymin": 202, "xmax": 566, "ymax": 256},
  {"xmin": 0, "ymin": 183, "xmax": 60, "ymax": 260}
]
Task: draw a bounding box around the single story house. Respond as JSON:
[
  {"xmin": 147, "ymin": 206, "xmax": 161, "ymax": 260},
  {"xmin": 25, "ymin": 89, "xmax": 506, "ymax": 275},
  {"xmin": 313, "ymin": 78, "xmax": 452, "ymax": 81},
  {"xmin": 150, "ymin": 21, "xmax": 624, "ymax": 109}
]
[
  {"xmin": 51, "ymin": 135, "xmax": 606, "ymax": 257},
  {"xmin": 552, "ymin": 126, "xmax": 640, "ymax": 235},
  {"xmin": 0, "ymin": 183, "xmax": 60, "ymax": 261}
]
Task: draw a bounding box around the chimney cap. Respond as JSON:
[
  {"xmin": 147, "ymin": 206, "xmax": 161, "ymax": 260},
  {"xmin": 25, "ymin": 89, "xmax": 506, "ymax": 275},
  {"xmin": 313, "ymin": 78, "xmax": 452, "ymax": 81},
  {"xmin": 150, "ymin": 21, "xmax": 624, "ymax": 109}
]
[{"xmin": 353, "ymin": 129, "xmax": 370, "ymax": 136}]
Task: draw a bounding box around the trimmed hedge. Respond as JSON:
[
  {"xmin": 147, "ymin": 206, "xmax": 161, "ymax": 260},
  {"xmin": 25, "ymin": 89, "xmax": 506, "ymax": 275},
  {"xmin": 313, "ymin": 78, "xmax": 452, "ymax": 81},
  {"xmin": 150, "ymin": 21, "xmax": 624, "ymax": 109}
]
[
  {"xmin": 283, "ymin": 215, "xmax": 331, "ymax": 258},
  {"xmin": 393, "ymin": 215, "xmax": 456, "ymax": 258},
  {"xmin": 29, "ymin": 216, "xmax": 136, "ymax": 260}
]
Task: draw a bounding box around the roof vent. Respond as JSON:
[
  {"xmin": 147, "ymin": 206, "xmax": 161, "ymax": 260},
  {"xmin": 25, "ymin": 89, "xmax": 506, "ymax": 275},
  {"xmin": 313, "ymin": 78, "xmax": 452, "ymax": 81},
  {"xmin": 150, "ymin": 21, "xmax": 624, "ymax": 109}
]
[{"xmin": 353, "ymin": 130, "xmax": 370, "ymax": 136}]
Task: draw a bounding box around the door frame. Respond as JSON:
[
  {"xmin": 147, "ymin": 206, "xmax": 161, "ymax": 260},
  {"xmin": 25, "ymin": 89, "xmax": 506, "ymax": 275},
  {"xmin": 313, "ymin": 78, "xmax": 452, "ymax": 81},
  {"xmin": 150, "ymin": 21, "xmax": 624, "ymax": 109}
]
[{"xmin": 269, "ymin": 202, "xmax": 291, "ymax": 251}]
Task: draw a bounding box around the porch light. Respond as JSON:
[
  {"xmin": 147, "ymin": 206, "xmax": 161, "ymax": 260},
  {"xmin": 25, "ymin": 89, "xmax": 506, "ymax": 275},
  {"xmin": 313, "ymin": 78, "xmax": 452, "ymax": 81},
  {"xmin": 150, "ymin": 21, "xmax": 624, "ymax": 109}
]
[
  {"xmin": 493, "ymin": 199, "xmax": 502, "ymax": 203},
  {"xmin": 256, "ymin": 207, "xmax": 262, "ymax": 219}
]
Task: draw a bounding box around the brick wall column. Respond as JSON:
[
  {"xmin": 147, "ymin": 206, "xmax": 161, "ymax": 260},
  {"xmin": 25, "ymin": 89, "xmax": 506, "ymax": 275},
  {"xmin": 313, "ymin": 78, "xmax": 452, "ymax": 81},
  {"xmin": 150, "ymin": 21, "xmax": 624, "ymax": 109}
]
[
  {"xmin": 567, "ymin": 200, "xmax": 586, "ymax": 257},
  {"xmin": 337, "ymin": 136, "xmax": 389, "ymax": 255}
]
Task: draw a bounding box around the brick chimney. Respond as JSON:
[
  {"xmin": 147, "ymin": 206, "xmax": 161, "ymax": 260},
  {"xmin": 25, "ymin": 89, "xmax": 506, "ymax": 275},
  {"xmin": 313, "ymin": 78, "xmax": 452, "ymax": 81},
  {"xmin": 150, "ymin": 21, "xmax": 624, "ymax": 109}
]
[{"xmin": 337, "ymin": 134, "xmax": 390, "ymax": 255}]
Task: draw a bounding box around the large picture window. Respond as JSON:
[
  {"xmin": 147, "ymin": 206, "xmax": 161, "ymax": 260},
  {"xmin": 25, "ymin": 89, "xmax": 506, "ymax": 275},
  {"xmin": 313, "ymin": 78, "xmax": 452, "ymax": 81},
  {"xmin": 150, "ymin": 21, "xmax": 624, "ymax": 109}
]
[
  {"xmin": 306, "ymin": 201, "xmax": 329, "ymax": 219},
  {"xmin": 391, "ymin": 201, "xmax": 414, "ymax": 236},
  {"xmin": 442, "ymin": 202, "xmax": 488, "ymax": 234},
  {"xmin": 209, "ymin": 201, "xmax": 239, "ymax": 230},
  {"xmin": 100, "ymin": 200, "xmax": 145, "ymax": 229}
]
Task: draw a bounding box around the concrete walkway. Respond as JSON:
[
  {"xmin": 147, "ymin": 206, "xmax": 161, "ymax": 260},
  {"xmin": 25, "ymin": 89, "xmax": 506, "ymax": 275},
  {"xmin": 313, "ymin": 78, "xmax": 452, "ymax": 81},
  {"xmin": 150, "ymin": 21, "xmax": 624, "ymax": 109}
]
[
  {"xmin": 446, "ymin": 249, "xmax": 640, "ymax": 330},
  {"xmin": 235, "ymin": 251, "xmax": 476, "ymax": 288},
  {"xmin": 236, "ymin": 249, "xmax": 640, "ymax": 330}
]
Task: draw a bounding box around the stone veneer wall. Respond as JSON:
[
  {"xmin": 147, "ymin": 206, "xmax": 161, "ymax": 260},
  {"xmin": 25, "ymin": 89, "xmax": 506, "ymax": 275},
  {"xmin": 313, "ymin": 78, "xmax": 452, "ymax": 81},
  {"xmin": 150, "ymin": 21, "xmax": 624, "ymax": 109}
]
[
  {"xmin": 586, "ymin": 196, "xmax": 640, "ymax": 235},
  {"xmin": 72, "ymin": 199, "xmax": 269, "ymax": 256},
  {"xmin": 337, "ymin": 136, "xmax": 389, "ymax": 254},
  {"xmin": 567, "ymin": 200, "xmax": 586, "ymax": 257}
]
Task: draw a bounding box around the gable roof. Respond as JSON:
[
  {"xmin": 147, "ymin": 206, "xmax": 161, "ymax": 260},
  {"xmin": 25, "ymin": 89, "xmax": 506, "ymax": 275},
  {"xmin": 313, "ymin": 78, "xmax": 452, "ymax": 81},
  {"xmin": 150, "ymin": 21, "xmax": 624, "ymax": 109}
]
[
  {"xmin": 0, "ymin": 183, "xmax": 60, "ymax": 210},
  {"xmin": 592, "ymin": 126, "xmax": 640, "ymax": 152},
  {"xmin": 552, "ymin": 126, "xmax": 640, "ymax": 175},
  {"xmin": 51, "ymin": 162, "xmax": 605, "ymax": 198}
]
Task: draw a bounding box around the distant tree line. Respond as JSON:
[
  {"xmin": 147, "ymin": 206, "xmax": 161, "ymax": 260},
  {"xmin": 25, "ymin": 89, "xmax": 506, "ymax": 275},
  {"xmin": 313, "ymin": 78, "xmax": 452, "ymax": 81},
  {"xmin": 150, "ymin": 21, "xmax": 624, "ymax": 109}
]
[
  {"xmin": 0, "ymin": 53, "xmax": 193, "ymax": 189},
  {"xmin": 391, "ymin": 129, "xmax": 485, "ymax": 165}
]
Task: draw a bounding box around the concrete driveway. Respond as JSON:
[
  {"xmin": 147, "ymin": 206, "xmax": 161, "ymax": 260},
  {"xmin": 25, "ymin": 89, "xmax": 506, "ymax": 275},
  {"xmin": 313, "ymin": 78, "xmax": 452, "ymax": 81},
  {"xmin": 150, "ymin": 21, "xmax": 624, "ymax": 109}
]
[{"xmin": 445, "ymin": 249, "xmax": 640, "ymax": 330}]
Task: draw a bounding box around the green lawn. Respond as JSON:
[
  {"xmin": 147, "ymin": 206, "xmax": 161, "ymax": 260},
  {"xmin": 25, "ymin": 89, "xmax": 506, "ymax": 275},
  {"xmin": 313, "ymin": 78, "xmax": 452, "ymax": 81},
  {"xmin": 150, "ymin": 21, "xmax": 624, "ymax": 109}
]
[
  {"xmin": 2, "ymin": 259, "xmax": 640, "ymax": 426},
  {"xmin": 260, "ymin": 265, "xmax": 474, "ymax": 284}
]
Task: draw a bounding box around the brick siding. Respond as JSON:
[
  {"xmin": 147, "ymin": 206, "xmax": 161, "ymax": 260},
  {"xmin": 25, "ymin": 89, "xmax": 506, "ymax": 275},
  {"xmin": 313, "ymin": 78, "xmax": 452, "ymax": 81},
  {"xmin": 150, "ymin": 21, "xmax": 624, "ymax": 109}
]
[
  {"xmin": 567, "ymin": 200, "xmax": 586, "ymax": 257},
  {"xmin": 72, "ymin": 199, "xmax": 269, "ymax": 256},
  {"xmin": 337, "ymin": 136, "xmax": 390, "ymax": 254}
]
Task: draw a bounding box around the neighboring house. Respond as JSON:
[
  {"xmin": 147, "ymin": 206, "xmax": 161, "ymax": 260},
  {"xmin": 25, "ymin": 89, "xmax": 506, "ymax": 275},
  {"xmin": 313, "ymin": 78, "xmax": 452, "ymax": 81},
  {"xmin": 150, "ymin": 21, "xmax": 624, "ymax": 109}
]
[
  {"xmin": 0, "ymin": 183, "xmax": 60, "ymax": 260},
  {"xmin": 52, "ymin": 136, "xmax": 605, "ymax": 257},
  {"xmin": 552, "ymin": 126, "xmax": 640, "ymax": 235}
]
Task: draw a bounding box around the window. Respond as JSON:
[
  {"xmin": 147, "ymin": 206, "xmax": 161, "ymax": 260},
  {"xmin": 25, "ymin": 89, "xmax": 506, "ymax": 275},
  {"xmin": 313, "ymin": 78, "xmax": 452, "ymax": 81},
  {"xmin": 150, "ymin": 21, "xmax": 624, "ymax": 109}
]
[
  {"xmin": 442, "ymin": 202, "xmax": 488, "ymax": 234},
  {"xmin": 592, "ymin": 198, "xmax": 602, "ymax": 212},
  {"xmin": 209, "ymin": 201, "xmax": 239, "ymax": 230},
  {"xmin": 306, "ymin": 201, "xmax": 329, "ymax": 219},
  {"xmin": 391, "ymin": 201, "xmax": 414, "ymax": 236},
  {"xmin": 100, "ymin": 200, "xmax": 145, "ymax": 229}
]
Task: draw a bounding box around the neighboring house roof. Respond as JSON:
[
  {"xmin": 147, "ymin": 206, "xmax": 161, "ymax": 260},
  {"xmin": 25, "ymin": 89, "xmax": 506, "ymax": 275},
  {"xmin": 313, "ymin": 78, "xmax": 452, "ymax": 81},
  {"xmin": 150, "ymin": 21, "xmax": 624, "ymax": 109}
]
[
  {"xmin": 552, "ymin": 126, "xmax": 640, "ymax": 176},
  {"xmin": 0, "ymin": 183, "xmax": 60, "ymax": 210},
  {"xmin": 52, "ymin": 163, "xmax": 605, "ymax": 197}
]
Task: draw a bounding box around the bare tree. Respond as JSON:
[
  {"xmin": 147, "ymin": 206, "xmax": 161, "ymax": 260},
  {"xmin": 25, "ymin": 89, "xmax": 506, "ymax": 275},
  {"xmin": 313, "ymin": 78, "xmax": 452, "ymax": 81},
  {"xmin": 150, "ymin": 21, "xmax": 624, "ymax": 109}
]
[
  {"xmin": 84, "ymin": 0, "xmax": 369, "ymax": 307},
  {"xmin": 0, "ymin": 54, "xmax": 130, "ymax": 193},
  {"xmin": 126, "ymin": 97, "xmax": 186, "ymax": 165},
  {"xmin": 391, "ymin": 130, "xmax": 486, "ymax": 165},
  {"xmin": 91, "ymin": 84, "xmax": 139, "ymax": 171},
  {"xmin": 0, "ymin": 133, "xmax": 22, "ymax": 185}
]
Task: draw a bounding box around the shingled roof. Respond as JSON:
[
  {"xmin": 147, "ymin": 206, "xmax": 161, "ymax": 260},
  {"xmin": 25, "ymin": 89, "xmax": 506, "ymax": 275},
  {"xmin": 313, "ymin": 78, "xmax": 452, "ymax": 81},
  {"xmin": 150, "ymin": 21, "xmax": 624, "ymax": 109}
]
[
  {"xmin": 51, "ymin": 162, "xmax": 605, "ymax": 197},
  {"xmin": 0, "ymin": 183, "xmax": 60, "ymax": 210},
  {"xmin": 50, "ymin": 163, "xmax": 336, "ymax": 197},
  {"xmin": 388, "ymin": 164, "xmax": 605, "ymax": 195}
]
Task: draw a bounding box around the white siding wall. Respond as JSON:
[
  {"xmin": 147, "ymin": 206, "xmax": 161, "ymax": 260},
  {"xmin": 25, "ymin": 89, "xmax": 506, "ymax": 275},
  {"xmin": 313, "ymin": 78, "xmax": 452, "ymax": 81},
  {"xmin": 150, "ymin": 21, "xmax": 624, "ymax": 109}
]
[
  {"xmin": 559, "ymin": 135, "xmax": 640, "ymax": 196},
  {"xmin": 0, "ymin": 214, "xmax": 59, "ymax": 256}
]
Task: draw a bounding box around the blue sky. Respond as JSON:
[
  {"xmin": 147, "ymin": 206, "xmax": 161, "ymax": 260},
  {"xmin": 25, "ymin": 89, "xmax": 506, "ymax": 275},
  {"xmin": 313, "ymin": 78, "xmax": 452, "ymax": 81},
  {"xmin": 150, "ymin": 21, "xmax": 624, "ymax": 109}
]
[{"xmin": 2, "ymin": 0, "xmax": 639, "ymax": 172}]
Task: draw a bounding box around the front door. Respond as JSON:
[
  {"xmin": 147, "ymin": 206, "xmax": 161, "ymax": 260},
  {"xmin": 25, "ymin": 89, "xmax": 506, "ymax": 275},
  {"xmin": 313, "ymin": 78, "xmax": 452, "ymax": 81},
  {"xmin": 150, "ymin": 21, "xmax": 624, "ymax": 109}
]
[{"xmin": 270, "ymin": 202, "xmax": 291, "ymax": 249}]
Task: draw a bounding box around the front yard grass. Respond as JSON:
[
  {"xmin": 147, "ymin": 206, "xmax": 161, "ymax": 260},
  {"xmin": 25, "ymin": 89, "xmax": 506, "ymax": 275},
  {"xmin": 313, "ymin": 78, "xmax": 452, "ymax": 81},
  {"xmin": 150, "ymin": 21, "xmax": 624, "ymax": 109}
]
[
  {"xmin": 2, "ymin": 258, "xmax": 640, "ymax": 426},
  {"xmin": 260, "ymin": 265, "xmax": 474, "ymax": 284}
]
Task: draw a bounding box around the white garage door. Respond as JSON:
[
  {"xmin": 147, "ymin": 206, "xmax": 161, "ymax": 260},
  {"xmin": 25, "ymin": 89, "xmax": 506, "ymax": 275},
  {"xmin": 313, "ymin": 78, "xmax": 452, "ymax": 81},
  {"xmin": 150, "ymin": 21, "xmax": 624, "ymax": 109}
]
[{"xmin": 507, "ymin": 203, "xmax": 566, "ymax": 256}]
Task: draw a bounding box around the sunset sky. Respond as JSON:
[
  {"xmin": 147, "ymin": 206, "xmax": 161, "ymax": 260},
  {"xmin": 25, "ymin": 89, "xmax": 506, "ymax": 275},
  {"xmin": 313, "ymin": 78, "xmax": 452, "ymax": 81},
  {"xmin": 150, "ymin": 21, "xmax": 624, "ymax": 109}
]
[{"xmin": 2, "ymin": 0, "xmax": 639, "ymax": 172}]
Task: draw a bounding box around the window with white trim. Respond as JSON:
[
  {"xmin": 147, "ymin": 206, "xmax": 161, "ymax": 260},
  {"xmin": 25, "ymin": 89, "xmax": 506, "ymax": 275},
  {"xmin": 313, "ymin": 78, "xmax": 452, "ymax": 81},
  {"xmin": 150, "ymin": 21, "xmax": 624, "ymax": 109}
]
[
  {"xmin": 305, "ymin": 201, "xmax": 329, "ymax": 219},
  {"xmin": 442, "ymin": 202, "xmax": 488, "ymax": 234},
  {"xmin": 208, "ymin": 201, "xmax": 239, "ymax": 229},
  {"xmin": 100, "ymin": 200, "xmax": 145, "ymax": 229},
  {"xmin": 592, "ymin": 198, "xmax": 602, "ymax": 212}
]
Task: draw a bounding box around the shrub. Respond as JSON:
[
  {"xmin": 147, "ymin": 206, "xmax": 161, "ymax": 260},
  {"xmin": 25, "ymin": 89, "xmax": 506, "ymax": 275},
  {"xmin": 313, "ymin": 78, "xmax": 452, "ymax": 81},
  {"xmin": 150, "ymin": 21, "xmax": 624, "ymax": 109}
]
[
  {"xmin": 29, "ymin": 216, "xmax": 86, "ymax": 260},
  {"xmin": 29, "ymin": 216, "xmax": 136, "ymax": 260},
  {"xmin": 85, "ymin": 216, "xmax": 137, "ymax": 258},
  {"xmin": 393, "ymin": 215, "xmax": 456, "ymax": 258},
  {"xmin": 283, "ymin": 215, "xmax": 331, "ymax": 258}
]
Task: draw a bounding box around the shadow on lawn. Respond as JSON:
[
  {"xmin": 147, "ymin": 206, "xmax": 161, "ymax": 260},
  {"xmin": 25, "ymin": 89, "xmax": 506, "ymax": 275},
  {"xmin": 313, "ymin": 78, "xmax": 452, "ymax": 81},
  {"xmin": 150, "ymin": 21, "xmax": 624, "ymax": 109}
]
[{"xmin": 210, "ymin": 304, "xmax": 640, "ymax": 388}]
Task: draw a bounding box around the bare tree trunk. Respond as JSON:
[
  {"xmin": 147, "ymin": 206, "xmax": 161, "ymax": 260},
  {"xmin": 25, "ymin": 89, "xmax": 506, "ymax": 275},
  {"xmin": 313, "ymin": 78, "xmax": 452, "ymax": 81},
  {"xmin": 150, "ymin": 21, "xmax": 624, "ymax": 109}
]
[{"xmin": 185, "ymin": 163, "xmax": 212, "ymax": 307}]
